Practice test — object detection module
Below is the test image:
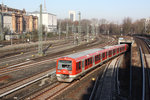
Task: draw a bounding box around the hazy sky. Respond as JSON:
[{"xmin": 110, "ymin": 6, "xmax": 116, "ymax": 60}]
[{"xmin": 2, "ymin": 0, "xmax": 150, "ymax": 23}]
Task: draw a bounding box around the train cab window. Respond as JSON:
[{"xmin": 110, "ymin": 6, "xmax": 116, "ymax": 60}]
[{"xmin": 58, "ymin": 60, "xmax": 72, "ymax": 71}]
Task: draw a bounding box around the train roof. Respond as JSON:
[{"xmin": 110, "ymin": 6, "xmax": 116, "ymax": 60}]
[
  {"xmin": 104, "ymin": 44, "xmax": 125, "ymax": 49},
  {"xmin": 61, "ymin": 44, "xmax": 127, "ymax": 60},
  {"xmin": 65, "ymin": 48, "xmax": 103, "ymax": 59}
]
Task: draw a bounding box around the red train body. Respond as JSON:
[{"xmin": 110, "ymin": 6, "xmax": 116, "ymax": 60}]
[{"xmin": 56, "ymin": 44, "xmax": 128, "ymax": 82}]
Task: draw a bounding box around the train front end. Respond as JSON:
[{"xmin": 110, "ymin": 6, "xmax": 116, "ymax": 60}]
[{"xmin": 56, "ymin": 57, "xmax": 75, "ymax": 82}]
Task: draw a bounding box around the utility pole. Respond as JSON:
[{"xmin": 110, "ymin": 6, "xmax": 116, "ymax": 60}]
[
  {"xmin": 78, "ymin": 12, "xmax": 81, "ymax": 44},
  {"xmin": 38, "ymin": 4, "xmax": 43, "ymax": 56},
  {"xmin": 58, "ymin": 21, "xmax": 61, "ymax": 40},
  {"xmin": 87, "ymin": 24, "xmax": 89, "ymax": 42},
  {"xmin": 108, "ymin": 30, "xmax": 109, "ymax": 39},
  {"xmin": 66, "ymin": 22, "xmax": 69, "ymax": 39},
  {"xmin": 11, "ymin": 31, "xmax": 12, "ymax": 45},
  {"xmin": 0, "ymin": 3, "xmax": 4, "ymax": 41},
  {"xmin": 92, "ymin": 25, "xmax": 95, "ymax": 39},
  {"xmin": 72, "ymin": 24, "xmax": 76, "ymax": 45},
  {"xmin": 96, "ymin": 25, "xmax": 98, "ymax": 36},
  {"xmin": 44, "ymin": 0, "xmax": 47, "ymax": 12}
]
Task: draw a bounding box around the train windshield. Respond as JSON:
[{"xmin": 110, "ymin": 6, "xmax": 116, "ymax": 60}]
[{"xmin": 58, "ymin": 60, "xmax": 72, "ymax": 71}]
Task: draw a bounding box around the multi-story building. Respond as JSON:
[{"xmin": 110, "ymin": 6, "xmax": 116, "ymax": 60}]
[
  {"xmin": 23, "ymin": 15, "xmax": 38, "ymax": 33},
  {"xmin": 28, "ymin": 11, "xmax": 57, "ymax": 32},
  {"xmin": 0, "ymin": 4, "xmax": 38, "ymax": 34},
  {"xmin": 69, "ymin": 11, "xmax": 76, "ymax": 22}
]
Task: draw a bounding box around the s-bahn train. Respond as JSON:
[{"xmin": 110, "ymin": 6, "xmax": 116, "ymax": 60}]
[{"xmin": 56, "ymin": 44, "xmax": 128, "ymax": 82}]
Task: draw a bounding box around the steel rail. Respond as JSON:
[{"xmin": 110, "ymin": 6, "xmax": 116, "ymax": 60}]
[{"xmin": 139, "ymin": 47, "xmax": 145, "ymax": 100}]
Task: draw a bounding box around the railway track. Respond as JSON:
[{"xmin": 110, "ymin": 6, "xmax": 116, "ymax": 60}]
[
  {"xmin": 0, "ymin": 35, "xmax": 115, "ymax": 75},
  {"xmin": 134, "ymin": 37, "xmax": 150, "ymax": 100},
  {"xmin": 0, "ymin": 35, "xmax": 117, "ymax": 99},
  {"xmin": 27, "ymin": 58, "xmax": 116, "ymax": 100},
  {"xmin": 0, "ymin": 35, "xmax": 98, "ymax": 67},
  {"xmin": 30, "ymin": 82, "xmax": 71, "ymax": 100},
  {"xmin": 0, "ymin": 39, "xmax": 74, "ymax": 66},
  {"xmin": 89, "ymin": 56, "xmax": 123, "ymax": 100}
]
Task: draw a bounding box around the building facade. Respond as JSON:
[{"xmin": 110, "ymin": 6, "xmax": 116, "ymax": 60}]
[
  {"xmin": 0, "ymin": 4, "xmax": 38, "ymax": 34},
  {"xmin": 69, "ymin": 11, "xmax": 76, "ymax": 22},
  {"xmin": 28, "ymin": 11, "xmax": 57, "ymax": 32},
  {"xmin": 3, "ymin": 14, "xmax": 13, "ymax": 32}
]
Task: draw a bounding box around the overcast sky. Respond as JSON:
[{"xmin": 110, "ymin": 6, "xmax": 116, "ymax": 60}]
[{"xmin": 2, "ymin": 0, "xmax": 150, "ymax": 23}]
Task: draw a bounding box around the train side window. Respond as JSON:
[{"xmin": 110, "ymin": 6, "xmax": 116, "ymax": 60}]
[
  {"xmin": 102, "ymin": 53, "xmax": 105, "ymax": 58},
  {"xmin": 113, "ymin": 49, "xmax": 115, "ymax": 55},
  {"xmin": 97, "ymin": 55, "xmax": 99, "ymax": 61},
  {"xmin": 85, "ymin": 59, "xmax": 87, "ymax": 66},
  {"xmin": 95, "ymin": 55, "xmax": 99, "ymax": 62},
  {"xmin": 99, "ymin": 54, "xmax": 101, "ymax": 60},
  {"xmin": 76, "ymin": 62, "xmax": 79, "ymax": 70},
  {"xmin": 88, "ymin": 59, "xmax": 90, "ymax": 65},
  {"xmin": 121, "ymin": 47, "xmax": 123, "ymax": 52},
  {"xmin": 109, "ymin": 51, "xmax": 112, "ymax": 56},
  {"xmin": 79, "ymin": 62, "xmax": 81, "ymax": 69}
]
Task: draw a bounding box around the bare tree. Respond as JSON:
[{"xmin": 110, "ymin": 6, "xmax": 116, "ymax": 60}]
[{"xmin": 122, "ymin": 17, "xmax": 132, "ymax": 35}]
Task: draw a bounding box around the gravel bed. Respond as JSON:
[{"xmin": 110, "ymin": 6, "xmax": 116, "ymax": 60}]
[
  {"xmin": 0, "ymin": 62, "xmax": 56, "ymax": 87},
  {"xmin": 52, "ymin": 64, "xmax": 106, "ymax": 100}
]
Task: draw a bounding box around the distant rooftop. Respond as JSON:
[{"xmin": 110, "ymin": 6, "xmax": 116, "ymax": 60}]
[{"xmin": 27, "ymin": 11, "xmax": 56, "ymax": 16}]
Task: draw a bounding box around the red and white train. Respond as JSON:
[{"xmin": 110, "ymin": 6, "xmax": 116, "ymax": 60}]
[{"xmin": 56, "ymin": 44, "xmax": 128, "ymax": 82}]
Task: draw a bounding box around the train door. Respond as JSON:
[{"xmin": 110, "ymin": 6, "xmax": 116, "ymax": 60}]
[
  {"xmin": 76, "ymin": 61, "xmax": 82, "ymax": 74},
  {"xmin": 85, "ymin": 59, "xmax": 88, "ymax": 70},
  {"xmin": 117, "ymin": 48, "xmax": 119, "ymax": 54},
  {"xmin": 102, "ymin": 52, "xmax": 105, "ymax": 61}
]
